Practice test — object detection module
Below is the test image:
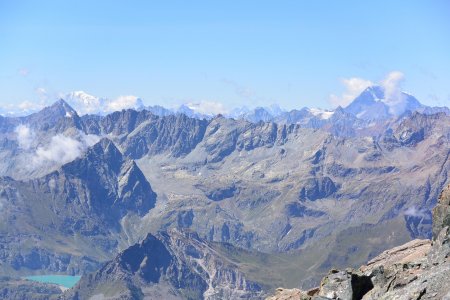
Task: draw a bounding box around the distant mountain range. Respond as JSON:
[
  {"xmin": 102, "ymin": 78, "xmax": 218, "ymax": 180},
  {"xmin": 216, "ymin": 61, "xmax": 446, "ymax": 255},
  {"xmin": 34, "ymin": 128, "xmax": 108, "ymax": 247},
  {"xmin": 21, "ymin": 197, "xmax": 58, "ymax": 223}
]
[
  {"xmin": 2, "ymin": 86, "xmax": 449, "ymax": 125},
  {"xmin": 1, "ymin": 87, "xmax": 450, "ymax": 299}
]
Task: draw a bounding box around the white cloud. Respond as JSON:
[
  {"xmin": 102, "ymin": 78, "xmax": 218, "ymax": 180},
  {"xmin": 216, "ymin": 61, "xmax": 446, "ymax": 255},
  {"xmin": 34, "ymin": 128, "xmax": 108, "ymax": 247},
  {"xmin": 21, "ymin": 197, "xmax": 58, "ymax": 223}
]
[
  {"xmin": 106, "ymin": 95, "xmax": 144, "ymax": 112},
  {"xmin": 64, "ymin": 91, "xmax": 105, "ymax": 115},
  {"xmin": 48, "ymin": 178, "xmax": 56, "ymax": 190},
  {"xmin": 185, "ymin": 101, "xmax": 229, "ymax": 115},
  {"xmin": 330, "ymin": 77, "xmax": 374, "ymax": 107},
  {"xmin": 32, "ymin": 133, "xmax": 100, "ymax": 166},
  {"xmin": 380, "ymin": 71, "xmax": 407, "ymax": 114},
  {"xmin": 61, "ymin": 92, "xmax": 146, "ymax": 115},
  {"xmin": 34, "ymin": 135, "xmax": 83, "ymax": 165},
  {"xmin": 15, "ymin": 125, "xmax": 34, "ymax": 149},
  {"xmin": 81, "ymin": 133, "xmax": 101, "ymax": 147},
  {"xmin": 404, "ymin": 206, "xmax": 428, "ymax": 219},
  {"xmin": 0, "ymin": 101, "xmax": 45, "ymax": 116},
  {"xmin": 2, "ymin": 90, "xmax": 148, "ymax": 117},
  {"xmin": 381, "ymin": 71, "xmax": 404, "ymax": 98},
  {"xmin": 329, "ymin": 71, "xmax": 409, "ymax": 110},
  {"xmin": 18, "ymin": 100, "xmax": 44, "ymax": 111}
]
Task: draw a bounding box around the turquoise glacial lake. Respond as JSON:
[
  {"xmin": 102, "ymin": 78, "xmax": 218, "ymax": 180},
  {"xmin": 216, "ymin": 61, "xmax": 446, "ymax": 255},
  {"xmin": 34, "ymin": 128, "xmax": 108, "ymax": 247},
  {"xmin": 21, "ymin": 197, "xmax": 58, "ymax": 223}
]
[{"xmin": 25, "ymin": 275, "xmax": 81, "ymax": 288}]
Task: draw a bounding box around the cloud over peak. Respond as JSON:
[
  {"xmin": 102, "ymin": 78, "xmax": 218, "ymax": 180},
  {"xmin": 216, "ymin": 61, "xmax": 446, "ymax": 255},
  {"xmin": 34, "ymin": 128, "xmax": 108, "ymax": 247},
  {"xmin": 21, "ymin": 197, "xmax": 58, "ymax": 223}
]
[
  {"xmin": 380, "ymin": 71, "xmax": 407, "ymax": 114},
  {"xmin": 32, "ymin": 132, "xmax": 100, "ymax": 167},
  {"xmin": 106, "ymin": 95, "xmax": 144, "ymax": 112},
  {"xmin": 330, "ymin": 77, "xmax": 374, "ymax": 107},
  {"xmin": 329, "ymin": 71, "xmax": 407, "ymax": 108},
  {"xmin": 15, "ymin": 125, "xmax": 33, "ymax": 150}
]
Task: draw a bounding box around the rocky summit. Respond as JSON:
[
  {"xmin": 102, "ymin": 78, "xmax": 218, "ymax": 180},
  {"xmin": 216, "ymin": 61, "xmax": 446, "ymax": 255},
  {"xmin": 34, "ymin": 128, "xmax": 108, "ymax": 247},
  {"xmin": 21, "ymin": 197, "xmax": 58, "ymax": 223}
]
[
  {"xmin": 267, "ymin": 184, "xmax": 450, "ymax": 300},
  {"xmin": 65, "ymin": 229, "xmax": 265, "ymax": 300}
]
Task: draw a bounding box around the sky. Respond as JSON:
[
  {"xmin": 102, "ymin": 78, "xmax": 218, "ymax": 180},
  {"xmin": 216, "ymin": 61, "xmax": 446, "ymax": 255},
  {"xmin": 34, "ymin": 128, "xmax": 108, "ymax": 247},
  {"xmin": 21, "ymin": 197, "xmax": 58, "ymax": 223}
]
[{"xmin": 1, "ymin": 0, "xmax": 450, "ymax": 114}]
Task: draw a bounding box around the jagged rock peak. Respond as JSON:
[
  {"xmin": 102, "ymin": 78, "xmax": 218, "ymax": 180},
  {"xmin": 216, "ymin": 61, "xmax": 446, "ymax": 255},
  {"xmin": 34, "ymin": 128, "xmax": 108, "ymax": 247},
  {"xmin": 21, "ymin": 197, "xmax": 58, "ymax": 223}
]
[
  {"xmin": 89, "ymin": 137, "xmax": 122, "ymax": 159},
  {"xmin": 62, "ymin": 137, "xmax": 123, "ymax": 174},
  {"xmin": 42, "ymin": 99, "xmax": 78, "ymax": 117},
  {"xmin": 65, "ymin": 228, "xmax": 264, "ymax": 300}
]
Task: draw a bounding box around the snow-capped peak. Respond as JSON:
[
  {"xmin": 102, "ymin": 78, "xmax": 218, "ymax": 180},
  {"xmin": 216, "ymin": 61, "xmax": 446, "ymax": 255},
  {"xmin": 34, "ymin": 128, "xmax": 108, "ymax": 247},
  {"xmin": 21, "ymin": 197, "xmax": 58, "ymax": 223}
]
[
  {"xmin": 62, "ymin": 92, "xmax": 144, "ymax": 116},
  {"xmin": 344, "ymin": 85, "xmax": 423, "ymax": 120}
]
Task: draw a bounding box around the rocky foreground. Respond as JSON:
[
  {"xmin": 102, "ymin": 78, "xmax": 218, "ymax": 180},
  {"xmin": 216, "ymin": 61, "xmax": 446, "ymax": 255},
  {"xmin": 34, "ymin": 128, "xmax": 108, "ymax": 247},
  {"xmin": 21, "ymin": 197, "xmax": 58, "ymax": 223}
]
[{"xmin": 267, "ymin": 184, "xmax": 450, "ymax": 300}]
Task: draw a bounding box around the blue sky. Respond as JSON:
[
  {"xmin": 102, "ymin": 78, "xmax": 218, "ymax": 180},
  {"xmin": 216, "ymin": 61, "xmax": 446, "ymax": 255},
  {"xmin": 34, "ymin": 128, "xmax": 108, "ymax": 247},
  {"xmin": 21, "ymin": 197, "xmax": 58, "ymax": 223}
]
[{"xmin": 1, "ymin": 0, "xmax": 449, "ymax": 112}]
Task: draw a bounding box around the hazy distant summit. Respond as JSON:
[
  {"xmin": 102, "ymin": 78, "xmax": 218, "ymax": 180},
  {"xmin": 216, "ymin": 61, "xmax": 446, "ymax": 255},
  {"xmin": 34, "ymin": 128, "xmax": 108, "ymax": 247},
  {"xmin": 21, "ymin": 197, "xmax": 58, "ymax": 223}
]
[{"xmin": 344, "ymin": 85, "xmax": 423, "ymax": 120}]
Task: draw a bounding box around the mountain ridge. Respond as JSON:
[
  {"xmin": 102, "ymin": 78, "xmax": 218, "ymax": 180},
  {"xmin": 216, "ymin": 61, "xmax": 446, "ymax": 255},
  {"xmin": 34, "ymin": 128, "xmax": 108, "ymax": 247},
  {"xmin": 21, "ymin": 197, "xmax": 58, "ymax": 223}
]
[
  {"xmin": 1, "ymin": 92, "xmax": 450, "ymax": 295},
  {"xmin": 0, "ymin": 138, "xmax": 156, "ymax": 276},
  {"xmin": 2, "ymin": 87, "xmax": 448, "ymax": 127}
]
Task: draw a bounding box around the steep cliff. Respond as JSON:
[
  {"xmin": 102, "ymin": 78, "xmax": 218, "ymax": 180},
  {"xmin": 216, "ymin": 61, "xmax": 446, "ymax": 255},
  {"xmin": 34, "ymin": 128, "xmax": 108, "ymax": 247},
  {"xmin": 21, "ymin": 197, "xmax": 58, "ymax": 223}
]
[{"xmin": 65, "ymin": 229, "xmax": 265, "ymax": 300}]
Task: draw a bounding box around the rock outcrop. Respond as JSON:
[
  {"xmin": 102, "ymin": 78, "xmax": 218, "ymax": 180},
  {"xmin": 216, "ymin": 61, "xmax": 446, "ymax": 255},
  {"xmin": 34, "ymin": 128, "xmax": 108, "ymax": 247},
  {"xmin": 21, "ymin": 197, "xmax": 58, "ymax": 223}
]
[
  {"xmin": 266, "ymin": 184, "xmax": 450, "ymax": 300},
  {"xmin": 432, "ymin": 185, "xmax": 450, "ymax": 240}
]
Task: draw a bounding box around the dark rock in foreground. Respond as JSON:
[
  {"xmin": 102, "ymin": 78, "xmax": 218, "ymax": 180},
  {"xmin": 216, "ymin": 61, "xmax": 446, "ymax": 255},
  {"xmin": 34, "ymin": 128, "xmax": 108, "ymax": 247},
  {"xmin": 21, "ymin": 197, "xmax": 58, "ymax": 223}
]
[{"xmin": 267, "ymin": 184, "xmax": 450, "ymax": 300}]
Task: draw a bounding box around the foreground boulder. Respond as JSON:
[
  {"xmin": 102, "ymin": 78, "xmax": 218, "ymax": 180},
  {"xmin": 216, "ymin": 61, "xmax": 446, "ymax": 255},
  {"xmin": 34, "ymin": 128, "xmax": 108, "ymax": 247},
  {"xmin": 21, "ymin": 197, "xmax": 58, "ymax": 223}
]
[{"xmin": 267, "ymin": 184, "xmax": 450, "ymax": 300}]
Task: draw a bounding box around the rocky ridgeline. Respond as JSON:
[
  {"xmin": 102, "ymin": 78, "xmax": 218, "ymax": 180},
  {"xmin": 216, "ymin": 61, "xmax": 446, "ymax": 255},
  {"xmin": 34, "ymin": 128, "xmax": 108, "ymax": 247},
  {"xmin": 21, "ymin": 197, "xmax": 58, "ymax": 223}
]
[
  {"xmin": 0, "ymin": 138, "xmax": 157, "ymax": 275},
  {"xmin": 64, "ymin": 229, "xmax": 264, "ymax": 299},
  {"xmin": 267, "ymin": 184, "xmax": 450, "ymax": 300}
]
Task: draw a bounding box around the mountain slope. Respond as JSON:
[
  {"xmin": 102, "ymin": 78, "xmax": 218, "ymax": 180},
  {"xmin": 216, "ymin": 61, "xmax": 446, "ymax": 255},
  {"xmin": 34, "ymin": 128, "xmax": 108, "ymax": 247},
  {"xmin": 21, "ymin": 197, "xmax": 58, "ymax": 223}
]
[
  {"xmin": 0, "ymin": 138, "xmax": 156, "ymax": 275},
  {"xmin": 2, "ymin": 100, "xmax": 450, "ymax": 289},
  {"xmin": 267, "ymin": 184, "xmax": 450, "ymax": 300},
  {"xmin": 65, "ymin": 229, "xmax": 265, "ymax": 300}
]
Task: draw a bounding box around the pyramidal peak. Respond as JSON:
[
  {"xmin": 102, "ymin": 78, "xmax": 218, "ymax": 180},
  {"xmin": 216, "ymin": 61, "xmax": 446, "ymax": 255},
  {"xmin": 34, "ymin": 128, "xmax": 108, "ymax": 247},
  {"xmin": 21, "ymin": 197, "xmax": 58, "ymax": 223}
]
[{"xmin": 344, "ymin": 85, "xmax": 424, "ymax": 120}]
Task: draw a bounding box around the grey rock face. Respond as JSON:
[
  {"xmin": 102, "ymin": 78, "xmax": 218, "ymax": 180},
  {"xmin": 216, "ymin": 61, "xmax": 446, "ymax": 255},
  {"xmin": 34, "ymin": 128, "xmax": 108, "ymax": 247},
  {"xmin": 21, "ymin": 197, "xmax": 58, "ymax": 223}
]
[
  {"xmin": 432, "ymin": 184, "xmax": 450, "ymax": 239},
  {"xmin": 0, "ymin": 276, "xmax": 62, "ymax": 300},
  {"xmin": 59, "ymin": 138, "xmax": 156, "ymax": 221},
  {"xmin": 2, "ymin": 100, "xmax": 450, "ymax": 293},
  {"xmin": 316, "ymin": 269, "xmax": 372, "ymax": 300},
  {"xmin": 205, "ymin": 184, "xmax": 238, "ymax": 201},
  {"xmin": 65, "ymin": 229, "xmax": 265, "ymax": 300},
  {"xmin": 86, "ymin": 109, "xmax": 209, "ymax": 159},
  {"xmin": 299, "ymin": 177, "xmax": 338, "ymax": 201},
  {"xmin": 0, "ymin": 138, "xmax": 156, "ymax": 274},
  {"xmin": 23, "ymin": 99, "xmax": 81, "ymax": 132}
]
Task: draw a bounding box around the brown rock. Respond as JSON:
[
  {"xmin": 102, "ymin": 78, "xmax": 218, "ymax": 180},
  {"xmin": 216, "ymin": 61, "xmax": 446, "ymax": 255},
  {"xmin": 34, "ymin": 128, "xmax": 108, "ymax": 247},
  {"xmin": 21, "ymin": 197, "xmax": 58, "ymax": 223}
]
[{"xmin": 432, "ymin": 184, "xmax": 450, "ymax": 239}]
